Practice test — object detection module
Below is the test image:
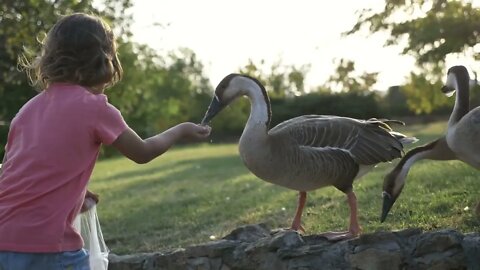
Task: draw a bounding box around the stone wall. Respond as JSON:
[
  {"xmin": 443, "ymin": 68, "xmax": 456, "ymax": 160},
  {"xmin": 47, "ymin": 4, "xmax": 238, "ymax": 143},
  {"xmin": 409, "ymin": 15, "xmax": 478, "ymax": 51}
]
[{"xmin": 108, "ymin": 224, "xmax": 480, "ymax": 270}]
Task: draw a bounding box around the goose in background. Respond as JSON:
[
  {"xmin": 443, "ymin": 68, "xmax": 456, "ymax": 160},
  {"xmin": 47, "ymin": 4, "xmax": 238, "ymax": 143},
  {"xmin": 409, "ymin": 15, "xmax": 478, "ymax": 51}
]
[
  {"xmin": 201, "ymin": 74, "xmax": 417, "ymax": 240},
  {"xmin": 381, "ymin": 65, "xmax": 480, "ymax": 222}
]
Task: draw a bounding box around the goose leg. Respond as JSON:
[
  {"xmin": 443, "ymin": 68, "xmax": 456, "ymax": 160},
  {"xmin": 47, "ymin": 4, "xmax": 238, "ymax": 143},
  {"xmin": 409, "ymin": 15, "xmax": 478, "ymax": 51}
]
[
  {"xmin": 346, "ymin": 191, "xmax": 361, "ymax": 236},
  {"xmin": 290, "ymin": 191, "xmax": 306, "ymax": 233},
  {"xmin": 319, "ymin": 191, "xmax": 361, "ymax": 241}
]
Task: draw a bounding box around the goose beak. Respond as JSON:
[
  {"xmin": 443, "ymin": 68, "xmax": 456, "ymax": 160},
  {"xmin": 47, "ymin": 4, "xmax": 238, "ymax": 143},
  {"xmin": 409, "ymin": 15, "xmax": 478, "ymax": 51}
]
[
  {"xmin": 380, "ymin": 191, "xmax": 395, "ymax": 223},
  {"xmin": 201, "ymin": 96, "xmax": 224, "ymax": 125},
  {"xmin": 441, "ymin": 85, "xmax": 455, "ymax": 97}
]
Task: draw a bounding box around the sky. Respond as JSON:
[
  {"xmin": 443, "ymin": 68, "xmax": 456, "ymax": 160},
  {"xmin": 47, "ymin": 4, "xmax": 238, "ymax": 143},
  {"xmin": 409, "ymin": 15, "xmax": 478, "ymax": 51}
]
[{"xmin": 128, "ymin": 0, "xmax": 477, "ymax": 92}]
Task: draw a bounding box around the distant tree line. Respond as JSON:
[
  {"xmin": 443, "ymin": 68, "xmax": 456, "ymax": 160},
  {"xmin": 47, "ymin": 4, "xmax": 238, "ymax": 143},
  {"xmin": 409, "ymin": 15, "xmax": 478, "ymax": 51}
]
[{"xmin": 1, "ymin": 0, "xmax": 479, "ymax": 159}]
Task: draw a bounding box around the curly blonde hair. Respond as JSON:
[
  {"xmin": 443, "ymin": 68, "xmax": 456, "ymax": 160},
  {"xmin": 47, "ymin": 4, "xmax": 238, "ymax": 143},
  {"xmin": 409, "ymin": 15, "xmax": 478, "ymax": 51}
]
[{"xmin": 21, "ymin": 13, "xmax": 123, "ymax": 91}]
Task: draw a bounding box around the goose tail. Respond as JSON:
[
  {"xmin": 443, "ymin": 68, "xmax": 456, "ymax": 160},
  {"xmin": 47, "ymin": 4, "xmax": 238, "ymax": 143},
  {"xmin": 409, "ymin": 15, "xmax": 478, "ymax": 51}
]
[
  {"xmin": 378, "ymin": 119, "xmax": 406, "ymax": 126},
  {"xmin": 367, "ymin": 118, "xmax": 405, "ymax": 131},
  {"xmin": 389, "ymin": 131, "xmax": 418, "ymax": 145}
]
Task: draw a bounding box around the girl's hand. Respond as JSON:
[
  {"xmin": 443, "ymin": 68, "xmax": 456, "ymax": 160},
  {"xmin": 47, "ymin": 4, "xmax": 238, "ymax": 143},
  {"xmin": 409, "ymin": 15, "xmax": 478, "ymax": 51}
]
[{"xmin": 178, "ymin": 122, "xmax": 211, "ymax": 141}]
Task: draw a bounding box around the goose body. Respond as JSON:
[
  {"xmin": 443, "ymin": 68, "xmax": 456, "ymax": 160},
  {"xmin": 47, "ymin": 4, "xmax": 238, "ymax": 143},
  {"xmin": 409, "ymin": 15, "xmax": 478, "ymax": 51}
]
[
  {"xmin": 445, "ymin": 107, "xmax": 480, "ymax": 169},
  {"xmin": 203, "ymin": 74, "xmax": 416, "ymax": 239},
  {"xmin": 381, "ymin": 65, "xmax": 480, "ymax": 221},
  {"xmin": 240, "ymin": 115, "xmax": 404, "ymax": 191}
]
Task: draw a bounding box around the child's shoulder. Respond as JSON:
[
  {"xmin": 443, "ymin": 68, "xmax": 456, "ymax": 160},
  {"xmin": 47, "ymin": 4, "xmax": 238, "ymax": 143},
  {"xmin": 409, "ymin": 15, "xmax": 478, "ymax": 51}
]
[{"xmin": 49, "ymin": 83, "xmax": 110, "ymax": 105}]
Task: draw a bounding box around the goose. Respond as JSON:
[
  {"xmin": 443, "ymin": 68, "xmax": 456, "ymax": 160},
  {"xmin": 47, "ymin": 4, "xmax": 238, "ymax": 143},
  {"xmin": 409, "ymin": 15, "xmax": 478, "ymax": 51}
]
[
  {"xmin": 201, "ymin": 73, "xmax": 417, "ymax": 240},
  {"xmin": 381, "ymin": 65, "xmax": 480, "ymax": 222}
]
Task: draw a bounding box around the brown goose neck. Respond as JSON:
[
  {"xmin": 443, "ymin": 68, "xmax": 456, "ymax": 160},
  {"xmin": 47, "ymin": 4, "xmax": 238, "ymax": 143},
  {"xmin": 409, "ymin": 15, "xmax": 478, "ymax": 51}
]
[
  {"xmin": 449, "ymin": 69, "xmax": 470, "ymax": 126},
  {"xmin": 242, "ymin": 75, "xmax": 272, "ymax": 128},
  {"xmin": 394, "ymin": 140, "xmax": 440, "ymax": 173}
]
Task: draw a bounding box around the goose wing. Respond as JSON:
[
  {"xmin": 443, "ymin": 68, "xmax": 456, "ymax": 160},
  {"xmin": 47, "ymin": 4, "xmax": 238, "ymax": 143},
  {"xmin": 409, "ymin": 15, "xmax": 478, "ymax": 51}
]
[{"xmin": 268, "ymin": 115, "xmax": 404, "ymax": 165}]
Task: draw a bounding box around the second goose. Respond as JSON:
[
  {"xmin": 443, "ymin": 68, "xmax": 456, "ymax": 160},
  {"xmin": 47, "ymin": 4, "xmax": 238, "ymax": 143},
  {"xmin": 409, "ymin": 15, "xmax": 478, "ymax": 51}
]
[{"xmin": 381, "ymin": 65, "xmax": 480, "ymax": 222}]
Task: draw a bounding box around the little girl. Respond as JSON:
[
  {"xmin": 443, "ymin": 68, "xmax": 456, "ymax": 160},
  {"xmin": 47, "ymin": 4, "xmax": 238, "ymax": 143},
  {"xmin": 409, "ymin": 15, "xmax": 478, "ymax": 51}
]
[{"xmin": 0, "ymin": 13, "xmax": 211, "ymax": 270}]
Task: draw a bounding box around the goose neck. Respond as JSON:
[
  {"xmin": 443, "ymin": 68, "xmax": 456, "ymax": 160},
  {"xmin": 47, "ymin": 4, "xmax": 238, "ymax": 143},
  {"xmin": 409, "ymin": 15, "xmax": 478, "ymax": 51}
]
[
  {"xmin": 396, "ymin": 138, "xmax": 455, "ymax": 176},
  {"xmin": 244, "ymin": 86, "xmax": 271, "ymax": 128},
  {"xmin": 449, "ymin": 75, "xmax": 470, "ymax": 127},
  {"xmin": 396, "ymin": 140, "xmax": 440, "ymax": 177}
]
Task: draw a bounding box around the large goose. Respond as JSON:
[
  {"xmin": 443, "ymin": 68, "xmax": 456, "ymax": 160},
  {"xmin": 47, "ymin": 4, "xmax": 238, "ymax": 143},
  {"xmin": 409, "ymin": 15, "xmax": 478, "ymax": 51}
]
[
  {"xmin": 381, "ymin": 65, "xmax": 480, "ymax": 222},
  {"xmin": 202, "ymin": 74, "xmax": 416, "ymax": 240}
]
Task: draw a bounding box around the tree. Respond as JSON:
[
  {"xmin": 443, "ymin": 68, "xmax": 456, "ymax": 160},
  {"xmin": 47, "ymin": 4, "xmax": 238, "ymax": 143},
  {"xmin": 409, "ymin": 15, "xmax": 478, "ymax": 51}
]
[
  {"xmin": 0, "ymin": 0, "xmax": 133, "ymax": 158},
  {"xmin": 383, "ymin": 86, "xmax": 411, "ymax": 116},
  {"xmin": 347, "ymin": 0, "xmax": 480, "ymax": 64},
  {"xmin": 238, "ymin": 59, "xmax": 310, "ymax": 98},
  {"xmin": 346, "ymin": 0, "xmax": 480, "ymax": 113},
  {"xmin": 326, "ymin": 58, "xmax": 379, "ymax": 93},
  {"xmin": 401, "ymin": 64, "xmax": 453, "ymax": 114},
  {"xmin": 0, "ymin": 0, "xmax": 133, "ymax": 119},
  {"xmin": 0, "ymin": 0, "xmax": 213, "ymax": 159}
]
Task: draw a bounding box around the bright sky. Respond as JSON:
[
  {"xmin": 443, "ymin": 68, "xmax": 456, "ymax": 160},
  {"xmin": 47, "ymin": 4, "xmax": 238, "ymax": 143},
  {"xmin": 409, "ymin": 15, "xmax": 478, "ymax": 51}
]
[{"xmin": 128, "ymin": 0, "xmax": 475, "ymax": 91}]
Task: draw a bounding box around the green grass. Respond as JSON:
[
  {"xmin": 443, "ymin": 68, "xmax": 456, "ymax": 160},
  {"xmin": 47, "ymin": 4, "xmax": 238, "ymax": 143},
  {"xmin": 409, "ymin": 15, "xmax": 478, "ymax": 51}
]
[{"xmin": 89, "ymin": 120, "xmax": 480, "ymax": 254}]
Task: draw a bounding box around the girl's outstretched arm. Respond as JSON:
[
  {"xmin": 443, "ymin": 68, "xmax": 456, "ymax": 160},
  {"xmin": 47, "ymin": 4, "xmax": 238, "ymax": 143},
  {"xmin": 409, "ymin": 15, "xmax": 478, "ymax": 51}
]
[{"xmin": 112, "ymin": 122, "xmax": 211, "ymax": 164}]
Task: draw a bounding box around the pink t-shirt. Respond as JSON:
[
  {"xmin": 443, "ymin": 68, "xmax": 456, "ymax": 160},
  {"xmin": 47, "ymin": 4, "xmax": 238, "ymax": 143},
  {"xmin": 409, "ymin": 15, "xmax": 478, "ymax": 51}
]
[{"xmin": 0, "ymin": 83, "xmax": 128, "ymax": 252}]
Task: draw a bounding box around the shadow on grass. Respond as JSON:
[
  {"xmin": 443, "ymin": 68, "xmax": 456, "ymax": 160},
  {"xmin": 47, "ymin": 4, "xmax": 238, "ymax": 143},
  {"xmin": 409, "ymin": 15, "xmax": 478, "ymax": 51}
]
[
  {"xmin": 95, "ymin": 153, "xmax": 296, "ymax": 253},
  {"xmin": 96, "ymin": 156, "xmax": 222, "ymax": 183}
]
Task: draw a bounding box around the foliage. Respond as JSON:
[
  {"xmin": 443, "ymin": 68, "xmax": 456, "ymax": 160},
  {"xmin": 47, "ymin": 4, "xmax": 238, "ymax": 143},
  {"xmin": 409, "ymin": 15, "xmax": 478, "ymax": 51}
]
[
  {"xmin": 326, "ymin": 58, "xmax": 379, "ymax": 93},
  {"xmin": 0, "ymin": 0, "xmax": 134, "ymax": 157},
  {"xmin": 108, "ymin": 45, "xmax": 211, "ymax": 137},
  {"xmin": 346, "ymin": 0, "xmax": 480, "ymax": 114},
  {"xmin": 382, "ymin": 86, "xmax": 413, "ymax": 116},
  {"xmin": 238, "ymin": 59, "xmax": 310, "ymax": 98},
  {"xmin": 0, "ymin": 0, "xmax": 212, "ymax": 158},
  {"xmin": 0, "ymin": 0, "xmax": 133, "ymax": 119},
  {"xmin": 401, "ymin": 63, "xmax": 453, "ymax": 114},
  {"xmin": 347, "ymin": 0, "xmax": 480, "ymax": 64},
  {"xmin": 270, "ymin": 92, "xmax": 382, "ymax": 126}
]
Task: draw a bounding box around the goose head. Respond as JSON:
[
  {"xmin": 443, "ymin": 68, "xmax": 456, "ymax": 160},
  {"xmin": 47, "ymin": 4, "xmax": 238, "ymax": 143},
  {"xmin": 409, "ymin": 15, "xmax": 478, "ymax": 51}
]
[
  {"xmin": 380, "ymin": 167, "xmax": 406, "ymax": 222},
  {"xmin": 441, "ymin": 65, "xmax": 471, "ymax": 97},
  {"xmin": 201, "ymin": 74, "xmax": 270, "ymax": 125}
]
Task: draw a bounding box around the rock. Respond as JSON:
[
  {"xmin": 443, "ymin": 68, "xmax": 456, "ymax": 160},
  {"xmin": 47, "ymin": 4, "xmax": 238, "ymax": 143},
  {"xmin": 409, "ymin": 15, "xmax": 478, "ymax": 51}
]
[
  {"xmin": 349, "ymin": 248, "xmax": 403, "ymax": 270},
  {"xmin": 461, "ymin": 233, "xmax": 480, "ymax": 270},
  {"xmin": 268, "ymin": 230, "xmax": 304, "ymax": 251},
  {"xmin": 187, "ymin": 257, "xmax": 210, "ymax": 270},
  {"xmin": 222, "ymin": 223, "xmax": 271, "ymax": 242},
  {"xmin": 108, "ymin": 225, "xmax": 475, "ymax": 270},
  {"xmin": 185, "ymin": 240, "xmax": 238, "ymax": 258},
  {"xmin": 414, "ymin": 229, "xmax": 463, "ymax": 257},
  {"xmin": 144, "ymin": 249, "xmax": 187, "ymax": 270},
  {"xmin": 108, "ymin": 253, "xmax": 152, "ymax": 270},
  {"xmin": 413, "ymin": 230, "xmax": 466, "ymax": 269}
]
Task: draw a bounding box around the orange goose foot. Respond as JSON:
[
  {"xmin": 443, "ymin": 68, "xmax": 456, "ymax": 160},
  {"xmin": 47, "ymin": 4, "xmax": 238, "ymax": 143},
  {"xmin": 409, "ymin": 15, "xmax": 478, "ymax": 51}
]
[
  {"xmin": 289, "ymin": 222, "xmax": 306, "ymax": 234},
  {"xmin": 317, "ymin": 230, "xmax": 358, "ymax": 241}
]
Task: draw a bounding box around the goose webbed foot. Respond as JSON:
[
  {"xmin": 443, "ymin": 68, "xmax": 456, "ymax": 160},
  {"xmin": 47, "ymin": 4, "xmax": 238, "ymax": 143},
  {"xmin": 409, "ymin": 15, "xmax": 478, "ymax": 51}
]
[
  {"xmin": 318, "ymin": 230, "xmax": 357, "ymax": 241},
  {"xmin": 317, "ymin": 191, "xmax": 362, "ymax": 241},
  {"xmin": 289, "ymin": 222, "xmax": 305, "ymax": 234},
  {"xmin": 317, "ymin": 220, "xmax": 361, "ymax": 241}
]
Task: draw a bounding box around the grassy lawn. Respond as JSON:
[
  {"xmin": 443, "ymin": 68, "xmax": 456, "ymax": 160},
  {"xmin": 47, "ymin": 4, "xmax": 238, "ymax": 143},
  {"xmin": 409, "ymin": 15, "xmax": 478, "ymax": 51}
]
[{"xmin": 89, "ymin": 120, "xmax": 480, "ymax": 254}]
